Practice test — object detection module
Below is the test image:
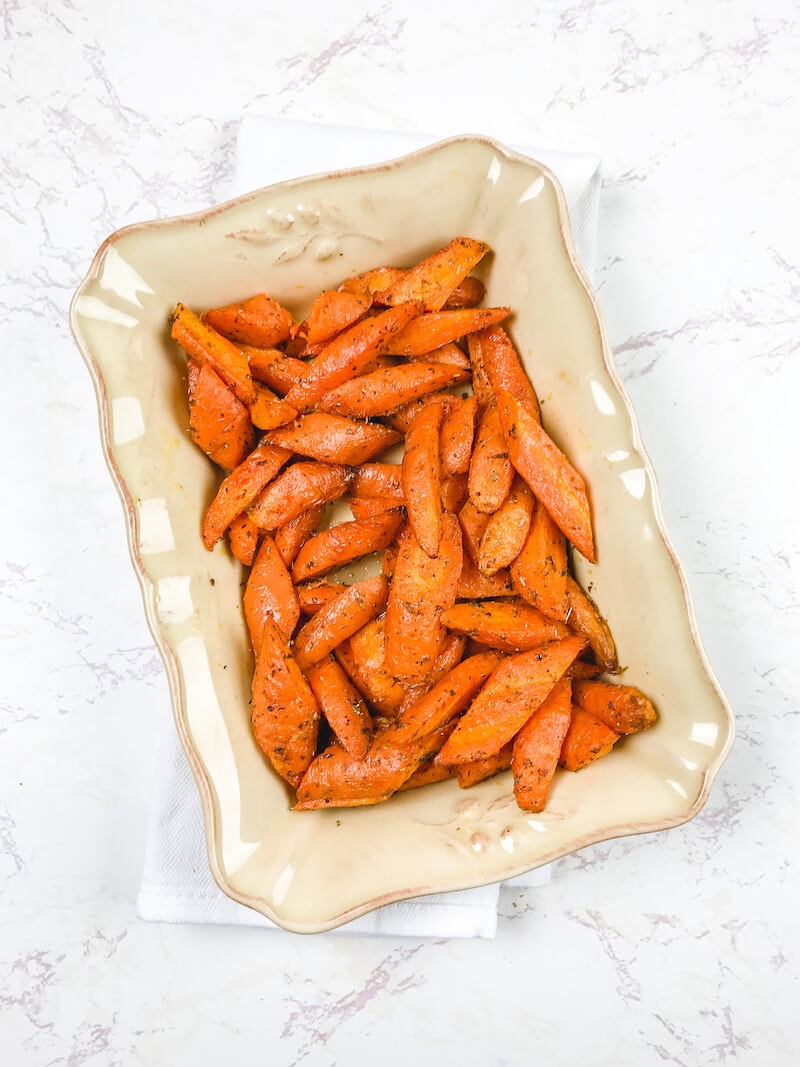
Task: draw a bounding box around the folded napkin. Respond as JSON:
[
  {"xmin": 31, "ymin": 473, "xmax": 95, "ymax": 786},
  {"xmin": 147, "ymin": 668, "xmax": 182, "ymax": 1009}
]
[{"xmin": 137, "ymin": 109, "xmax": 601, "ymax": 939}]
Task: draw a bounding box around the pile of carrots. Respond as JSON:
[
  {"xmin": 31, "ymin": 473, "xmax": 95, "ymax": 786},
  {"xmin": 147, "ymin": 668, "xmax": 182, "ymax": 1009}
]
[{"xmin": 170, "ymin": 237, "xmax": 657, "ymax": 813}]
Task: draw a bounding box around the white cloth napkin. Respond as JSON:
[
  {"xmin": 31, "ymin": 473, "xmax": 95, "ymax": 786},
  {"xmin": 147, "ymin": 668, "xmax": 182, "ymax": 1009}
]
[{"xmin": 137, "ymin": 109, "xmax": 601, "ymax": 939}]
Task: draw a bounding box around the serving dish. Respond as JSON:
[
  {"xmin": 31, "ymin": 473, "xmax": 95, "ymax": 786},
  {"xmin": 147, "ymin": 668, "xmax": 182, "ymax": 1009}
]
[{"xmin": 70, "ymin": 136, "xmax": 734, "ymax": 932}]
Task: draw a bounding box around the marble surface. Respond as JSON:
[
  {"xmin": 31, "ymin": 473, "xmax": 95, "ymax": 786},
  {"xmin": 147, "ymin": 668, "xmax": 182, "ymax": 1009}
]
[{"xmin": 2, "ymin": 1, "xmax": 798, "ymax": 1063}]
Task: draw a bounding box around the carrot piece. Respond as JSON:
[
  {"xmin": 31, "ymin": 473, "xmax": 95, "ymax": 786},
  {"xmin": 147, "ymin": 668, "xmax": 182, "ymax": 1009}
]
[
  {"xmin": 571, "ymin": 680, "xmax": 657, "ymax": 735},
  {"xmin": 380, "ymin": 307, "xmax": 509, "ymax": 356},
  {"xmin": 455, "ymin": 744, "xmax": 514, "ymax": 788},
  {"xmin": 458, "ymin": 500, "xmax": 491, "ymax": 564},
  {"xmin": 265, "ymin": 412, "xmax": 401, "ymax": 466},
  {"xmin": 350, "ymin": 463, "xmax": 404, "ymax": 501},
  {"xmin": 457, "ymin": 554, "xmax": 516, "ymax": 599},
  {"xmin": 306, "ymin": 655, "xmax": 373, "ymax": 759},
  {"xmin": 243, "ymin": 535, "xmax": 300, "ymax": 648},
  {"xmin": 441, "ymin": 599, "xmax": 571, "ymax": 653},
  {"xmin": 440, "ymin": 396, "xmax": 477, "ymax": 477},
  {"xmin": 440, "ymin": 474, "xmax": 469, "ymax": 514},
  {"xmin": 247, "ymin": 383, "xmax": 298, "ymax": 430},
  {"xmin": 335, "ymin": 615, "xmax": 405, "ymax": 716},
  {"xmin": 389, "ymin": 651, "xmax": 503, "ymax": 745},
  {"xmin": 292, "ymin": 509, "xmax": 404, "ymax": 582},
  {"xmin": 248, "ymin": 462, "xmax": 352, "ymax": 531},
  {"xmin": 294, "ymin": 575, "xmax": 389, "ymax": 671},
  {"xmin": 436, "ymin": 636, "xmax": 585, "ymax": 764},
  {"xmin": 383, "ymin": 393, "xmax": 455, "ymax": 433},
  {"xmin": 228, "ymin": 512, "xmax": 259, "ymax": 566},
  {"xmin": 560, "ymin": 707, "xmax": 620, "ymax": 771},
  {"xmin": 564, "ymin": 577, "xmax": 619, "ymax": 673},
  {"xmin": 511, "ymin": 500, "xmax": 569, "ymax": 621},
  {"xmin": 251, "ymin": 615, "xmax": 320, "ymax": 787},
  {"xmin": 244, "ymin": 345, "xmax": 308, "ymax": 395},
  {"xmin": 201, "ymin": 442, "xmax": 292, "ymax": 549},
  {"xmin": 395, "ymin": 633, "xmax": 467, "ymax": 717},
  {"xmin": 472, "ymin": 324, "xmax": 540, "ymax": 419},
  {"xmin": 377, "ymin": 237, "xmax": 490, "ymax": 312},
  {"xmin": 339, "ymin": 266, "xmax": 405, "ymax": 300},
  {"xmin": 296, "ymin": 580, "xmax": 347, "ymax": 615},
  {"xmin": 273, "ymin": 504, "xmax": 325, "ymax": 568},
  {"xmin": 566, "ymin": 659, "xmax": 604, "ymax": 680},
  {"xmin": 511, "ymin": 677, "xmax": 572, "ymax": 811},
  {"xmin": 205, "ymin": 294, "xmax": 293, "ymax": 348},
  {"xmin": 347, "ymin": 496, "xmax": 403, "ymax": 520},
  {"xmin": 171, "ymin": 303, "xmax": 255, "ymax": 405},
  {"xmin": 397, "ymin": 760, "xmax": 456, "ymax": 791},
  {"xmin": 443, "ymin": 276, "xmax": 485, "ymax": 309},
  {"xmin": 382, "ymin": 539, "xmax": 399, "ymax": 578},
  {"xmin": 317, "ymin": 362, "xmax": 471, "ymax": 419},
  {"xmin": 187, "ymin": 359, "xmax": 254, "ymax": 471},
  {"xmin": 468, "ymin": 404, "xmax": 515, "ymax": 514},
  {"xmin": 498, "ymin": 389, "xmax": 595, "ymax": 562},
  {"xmin": 478, "ymin": 477, "xmax": 535, "ymax": 576},
  {"xmin": 283, "ymin": 302, "xmax": 422, "ymax": 412},
  {"xmin": 466, "ymin": 333, "xmax": 494, "ymax": 407},
  {"xmin": 407, "ymin": 342, "xmax": 471, "ymax": 370},
  {"xmin": 385, "ymin": 513, "xmax": 463, "ymax": 684},
  {"xmin": 297, "ymin": 288, "xmax": 372, "ymax": 347},
  {"xmin": 402, "ymin": 401, "xmax": 446, "ymax": 557}
]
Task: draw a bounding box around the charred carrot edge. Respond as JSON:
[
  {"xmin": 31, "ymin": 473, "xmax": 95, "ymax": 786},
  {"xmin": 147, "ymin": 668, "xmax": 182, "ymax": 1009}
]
[{"xmin": 571, "ymin": 680, "xmax": 657, "ymax": 734}]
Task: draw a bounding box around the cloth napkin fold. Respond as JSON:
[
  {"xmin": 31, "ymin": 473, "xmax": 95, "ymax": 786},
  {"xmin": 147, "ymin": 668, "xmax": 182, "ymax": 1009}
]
[{"xmin": 137, "ymin": 108, "xmax": 601, "ymax": 939}]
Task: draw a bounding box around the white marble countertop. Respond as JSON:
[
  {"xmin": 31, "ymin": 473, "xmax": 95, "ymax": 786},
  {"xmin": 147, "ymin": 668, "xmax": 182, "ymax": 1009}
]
[{"xmin": 2, "ymin": 2, "xmax": 798, "ymax": 1063}]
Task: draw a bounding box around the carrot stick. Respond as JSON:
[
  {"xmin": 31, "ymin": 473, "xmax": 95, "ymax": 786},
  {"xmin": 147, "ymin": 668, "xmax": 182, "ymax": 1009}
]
[
  {"xmin": 458, "ymin": 500, "xmax": 491, "ymax": 564},
  {"xmin": 294, "ymin": 575, "xmax": 389, "ymax": 671},
  {"xmin": 187, "ymin": 359, "xmax": 254, "ymax": 471},
  {"xmin": 317, "ymin": 362, "xmax": 470, "ymax": 419},
  {"xmin": 247, "ymin": 383, "xmax": 298, "ymax": 430},
  {"xmin": 284, "ymin": 301, "xmax": 422, "ymax": 412},
  {"xmin": 291, "ymin": 509, "xmax": 405, "ymax": 582},
  {"xmin": 498, "ymin": 389, "xmax": 595, "ymax": 562},
  {"xmin": 266, "ymin": 412, "xmax": 401, "ymax": 466},
  {"xmin": 511, "ymin": 677, "xmax": 572, "ymax": 811},
  {"xmin": 564, "ymin": 577, "xmax": 619, "ymax": 673},
  {"xmin": 436, "ymin": 636, "xmax": 585, "ymax": 764},
  {"xmin": 440, "ymin": 396, "xmax": 477, "ymax": 477},
  {"xmin": 350, "ymin": 463, "xmax": 404, "ymax": 501},
  {"xmin": 296, "ymin": 580, "xmax": 347, "ymax": 615},
  {"xmin": 297, "ymin": 288, "xmax": 372, "ymax": 347},
  {"xmin": 384, "ymin": 393, "xmax": 455, "ymax": 434},
  {"xmin": 171, "ymin": 303, "xmax": 255, "ymax": 405},
  {"xmin": 397, "ymin": 760, "xmax": 456, "ymax": 791},
  {"xmin": 205, "ymin": 294, "xmax": 294, "ymax": 348},
  {"xmin": 571, "ymin": 680, "xmax": 657, "ymax": 734},
  {"xmin": 457, "ymin": 554, "xmax": 516, "ymax": 599},
  {"xmin": 468, "ymin": 404, "xmax": 514, "ymax": 514},
  {"xmin": 376, "ymin": 237, "xmax": 490, "ymax": 312},
  {"xmin": 227, "ymin": 512, "xmax": 259, "ymax": 566},
  {"xmin": 385, "ymin": 513, "xmax": 463, "ymax": 684},
  {"xmin": 251, "ymin": 615, "xmax": 320, "ymax": 787},
  {"xmin": 511, "ymin": 500, "xmax": 569, "ymax": 621},
  {"xmin": 347, "ymin": 496, "xmax": 404, "ymax": 520},
  {"xmin": 248, "ymin": 462, "xmax": 352, "ymax": 531},
  {"xmin": 335, "ymin": 614, "xmax": 406, "ymax": 717},
  {"xmin": 559, "ymin": 707, "xmax": 620, "ymax": 771},
  {"xmin": 477, "ymin": 477, "xmax": 535, "ymax": 576},
  {"xmin": 472, "ymin": 324, "xmax": 540, "ymax": 419},
  {"xmin": 443, "ymin": 276, "xmax": 485, "ymax": 309},
  {"xmin": 201, "ymin": 442, "xmax": 292, "ymax": 548},
  {"xmin": 243, "ymin": 345, "xmax": 308, "ymax": 395},
  {"xmin": 380, "ymin": 307, "xmax": 509, "ymax": 356},
  {"xmin": 273, "ymin": 504, "xmax": 325, "ymax": 568},
  {"xmin": 306, "ymin": 655, "xmax": 373, "ymax": 759},
  {"xmin": 441, "ymin": 599, "xmax": 571, "ymax": 653},
  {"xmin": 244, "ymin": 535, "xmax": 300, "ymax": 648},
  {"xmin": 466, "ymin": 333, "xmax": 494, "ymax": 407},
  {"xmin": 402, "ymin": 401, "xmax": 446, "ymax": 557},
  {"xmin": 395, "ymin": 633, "xmax": 467, "ymax": 716},
  {"xmin": 455, "ymin": 744, "xmax": 514, "ymax": 788}
]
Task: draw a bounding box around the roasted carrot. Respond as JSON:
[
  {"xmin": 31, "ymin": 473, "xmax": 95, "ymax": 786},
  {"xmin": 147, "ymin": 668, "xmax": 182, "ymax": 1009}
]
[
  {"xmin": 441, "ymin": 599, "xmax": 571, "ymax": 653},
  {"xmin": 376, "ymin": 237, "xmax": 490, "ymax": 312},
  {"xmin": 297, "ymin": 288, "xmax": 372, "ymax": 347},
  {"xmin": 473, "ymin": 324, "xmax": 540, "ymax": 419},
  {"xmin": 296, "ymin": 580, "xmax": 347, "ymax": 615},
  {"xmin": 409, "ymin": 342, "xmax": 471, "ymax": 370},
  {"xmin": 443, "ymin": 275, "xmax": 485, "ymax": 309},
  {"xmin": 265, "ymin": 412, "xmax": 401, "ymax": 466},
  {"xmin": 187, "ymin": 359, "xmax": 254, "ymax": 471},
  {"xmin": 440, "ymin": 396, "xmax": 477, "ymax": 477},
  {"xmin": 384, "ymin": 513, "xmax": 463, "ymax": 684},
  {"xmin": 244, "ymin": 535, "xmax": 300, "ymax": 648},
  {"xmin": 397, "ymin": 760, "xmax": 456, "ymax": 790},
  {"xmin": 402, "ymin": 401, "xmax": 446, "ymax": 557},
  {"xmin": 511, "ymin": 500, "xmax": 569, "ymax": 621},
  {"xmin": 273, "ymin": 504, "xmax": 325, "ymax": 568},
  {"xmin": 205, "ymin": 293, "xmax": 294, "ymax": 348},
  {"xmin": 380, "ymin": 307, "xmax": 509, "ymax": 356},
  {"xmin": 306, "ymin": 655, "xmax": 373, "ymax": 760},
  {"xmin": 564, "ymin": 577, "xmax": 619, "ymax": 673},
  {"xmin": 294, "ymin": 575, "xmax": 389, "ymax": 671},
  {"xmin": 466, "ymin": 332, "xmax": 494, "ymax": 407},
  {"xmin": 571, "ymin": 680, "xmax": 657, "ymax": 735},
  {"xmin": 171, "ymin": 303, "xmax": 255, "ymax": 405},
  {"xmin": 248, "ymin": 462, "xmax": 352, "ymax": 531},
  {"xmin": 436, "ymin": 636, "xmax": 585, "ymax": 764},
  {"xmin": 292, "ymin": 509, "xmax": 404, "ymax": 582},
  {"xmin": 458, "ymin": 500, "xmax": 491, "ymax": 564},
  {"xmin": 284, "ymin": 302, "xmax": 422, "ymax": 412},
  {"xmin": 439, "ymin": 474, "xmax": 469, "ymax": 514},
  {"xmin": 457, "ymin": 554, "xmax": 516, "ymax": 599},
  {"xmin": 395, "ymin": 632, "xmax": 467, "ymax": 716},
  {"xmin": 511, "ymin": 677, "xmax": 572, "ymax": 811},
  {"xmin": 468, "ymin": 403, "xmax": 515, "ymax": 514},
  {"xmin": 339, "ymin": 266, "xmax": 405, "ymax": 300},
  {"xmin": 227, "ymin": 512, "xmax": 259, "ymax": 566},
  {"xmin": 201, "ymin": 442, "xmax": 292, "ymax": 549},
  {"xmin": 335, "ymin": 615, "xmax": 405, "ymax": 716},
  {"xmin": 247, "ymin": 383, "xmax": 298, "ymax": 431},
  {"xmin": 350, "ymin": 463, "xmax": 404, "ymax": 501},
  {"xmin": 455, "ymin": 744, "xmax": 514, "ymax": 788},
  {"xmin": 567, "ymin": 659, "xmax": 604, "ymax": 680},
  {"xmin": 251, "ymin": 615, "xmax": 320, "ymax": 787},
  {"xmin": 244, "ymin": 345, "xmax": 308, "ymax": 395},
  {"xmin": 384, "ymin": 393, "xmax": 455, "ymax": 434},
  {"xmin": 347, "ymin": 496, "xmax": 403, "ymax": 520},
  {"xmin": 560, "ymin": 707, "xmax": 620, "ymax": 771},
  {"xmin": 498, "ymin": 389, "xmax": 595, "ymax": 562},
  {"xmin": 317, "ymin": 362, "xmax": 470, "ymax": 419},
  {"xmin": 477, "ymin": 477, "xmax": 535, "ymax": 576}
]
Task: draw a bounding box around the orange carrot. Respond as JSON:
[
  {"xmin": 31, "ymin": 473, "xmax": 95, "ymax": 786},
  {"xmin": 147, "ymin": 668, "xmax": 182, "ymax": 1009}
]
[
  {"xmin": 244, "ymin": 535, "xmax": 300, "ymax": 648},
  {"xmin": 171, "ymin": 303, "xmax": 255, "ymax": 405},
  {"xmin": 187, "ymin": 359, "xmax": 254, "ymax": 471},
  {"xmin": 297, "ymin": 288, "xmax": 372, "ymax": 347},
  {"xmin": 306, "ymin": 655, "xmax": 373, "ymax": 760},
  {"xmin": 384, "ymin": 393, "xmax": 455, "ymax": 433},
  {"xmin": 444, "ymin": 276, "xmax": 486, "ymax": 309},
  {"xmin": 407, "ymin": 342, "xmax": 471, "ymax": 370},
  {"xmin": 292, "ymin": 509, "xmax": 404, "ymax": 582},
  {"xmin": 566, "ymin": 659, "xmax": 604, "ymax": 680},
  {"xmin": 248, "ymin": 462, "xmax": 352, "ymax": 531},
  {"xmin": 251, "ymin": 615, "xmax": 320, "ymax": 787},
  {"xmin": 380, "ymin": 307, "xmax": 509, "ymax": 356},
  {"xmin": 397, "ymin": 760, "xmax": 456, "ymax": 790},
  {"xmin": 335, "ymin": 615, "xmax": 405, "ymax": 717},
  {"xmin": 440, "ymin": 473, "xmax": 469, "ymax": 514},
  {"xmin": 377, "ymin": 237, "xmax": 490, "ymax": 312},
  {"xmin": 564, "ymin": 577, "xmax": 618, "ymax": 673},
  {"xmin": 440, "ymin": 396, "xmax": 477, "ymax": 477},
  {"xmin": 339, "ymin": 266, "xmax": 405, "ymax": 300},
  {"xmin": 201, "ymin": 442, "xmax": 292, "ymax": 548},
  {"xmin": 511, "ymin": 500, "xmax": 569, "ymax": 621},
  {"xmin": 395, "ymin": 633, "xmax": 467, "ymax": 716},
  {"xmin": 205, "ymin": 293, "xmax": 294, "ymax": 348},
  {"xmin": 498, "ymin": 389, "xmax": 595, "ymax": 562},
  {"xmin": 511, "ymin": 677, "xmax": 572, "ymax": 811},
  {"xmin": 571, "ymin": 680, "xmax": 657, "ymax": 735},
  {"xmin": 468, "ymin": 403, "xmax": 514, "ymax": 514},
  {"xmin": 436, "ymin": 636, "xmax": 585, "ymax": 764},
  {"xmin": 266, "ymin": 412, "xmax": 401, "ymax": 466},
  {"xmin": 317, "ymin": 362, "xmax": 470, "ymax": 419},
  {"xmin": 455, "ymin": 744, "xmax": 514, "ymax": 788},
  {"xmin": 247, "ymin": 383, "xmax": 298, "ymax": 430},
  {"xmin": 347, "ymin": 496, "xmax": 403, "ymax": 520},
  {"xmin": 560, "ymin": 707, "xmax": 620, "ymax": 771},
  {"xmin": 457, "ymin": 554, "xmax": 516, "ymax": 599},
  {"xmin": 227, "ymin": 512, "xmax": 259, "ymax": 566},
  {"xmin": 273, "ymin": 504, "xmax": 325, "ymax": 568},
  {"xmin": 402, "ymin": 401, "xmax": 446, "ymax": 557},
  {"xmin": 350, "ymin": 463, "xmax": 404, "ymax": 501},
  {"xmin": 294, "ymin": 575, "xmax": 389, "ymax": 671},
  {"xmin": 458, "ymin": 500, "xmax": 491, "ymax": 564},
  {"xmin": 296, "ymin": 580, "xmax": 347, "ymax": 615},
  {"xmin": 477, "ymin": 477, "xmax": 535, "ymax": 576},
  {"xmin": 244, "ymin": 345, "xmax": 308, "ymax": 395},
  {"xmin": 441, "ymin": 599, "xmax": 571, "ymax": 653},
  {"xmin": 473, "ymin": 324, "xmax": 540, "ymax": 419},
  {"xmin": 466, "ymin": 332, "xmax": 494, "ymax": 407}
]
